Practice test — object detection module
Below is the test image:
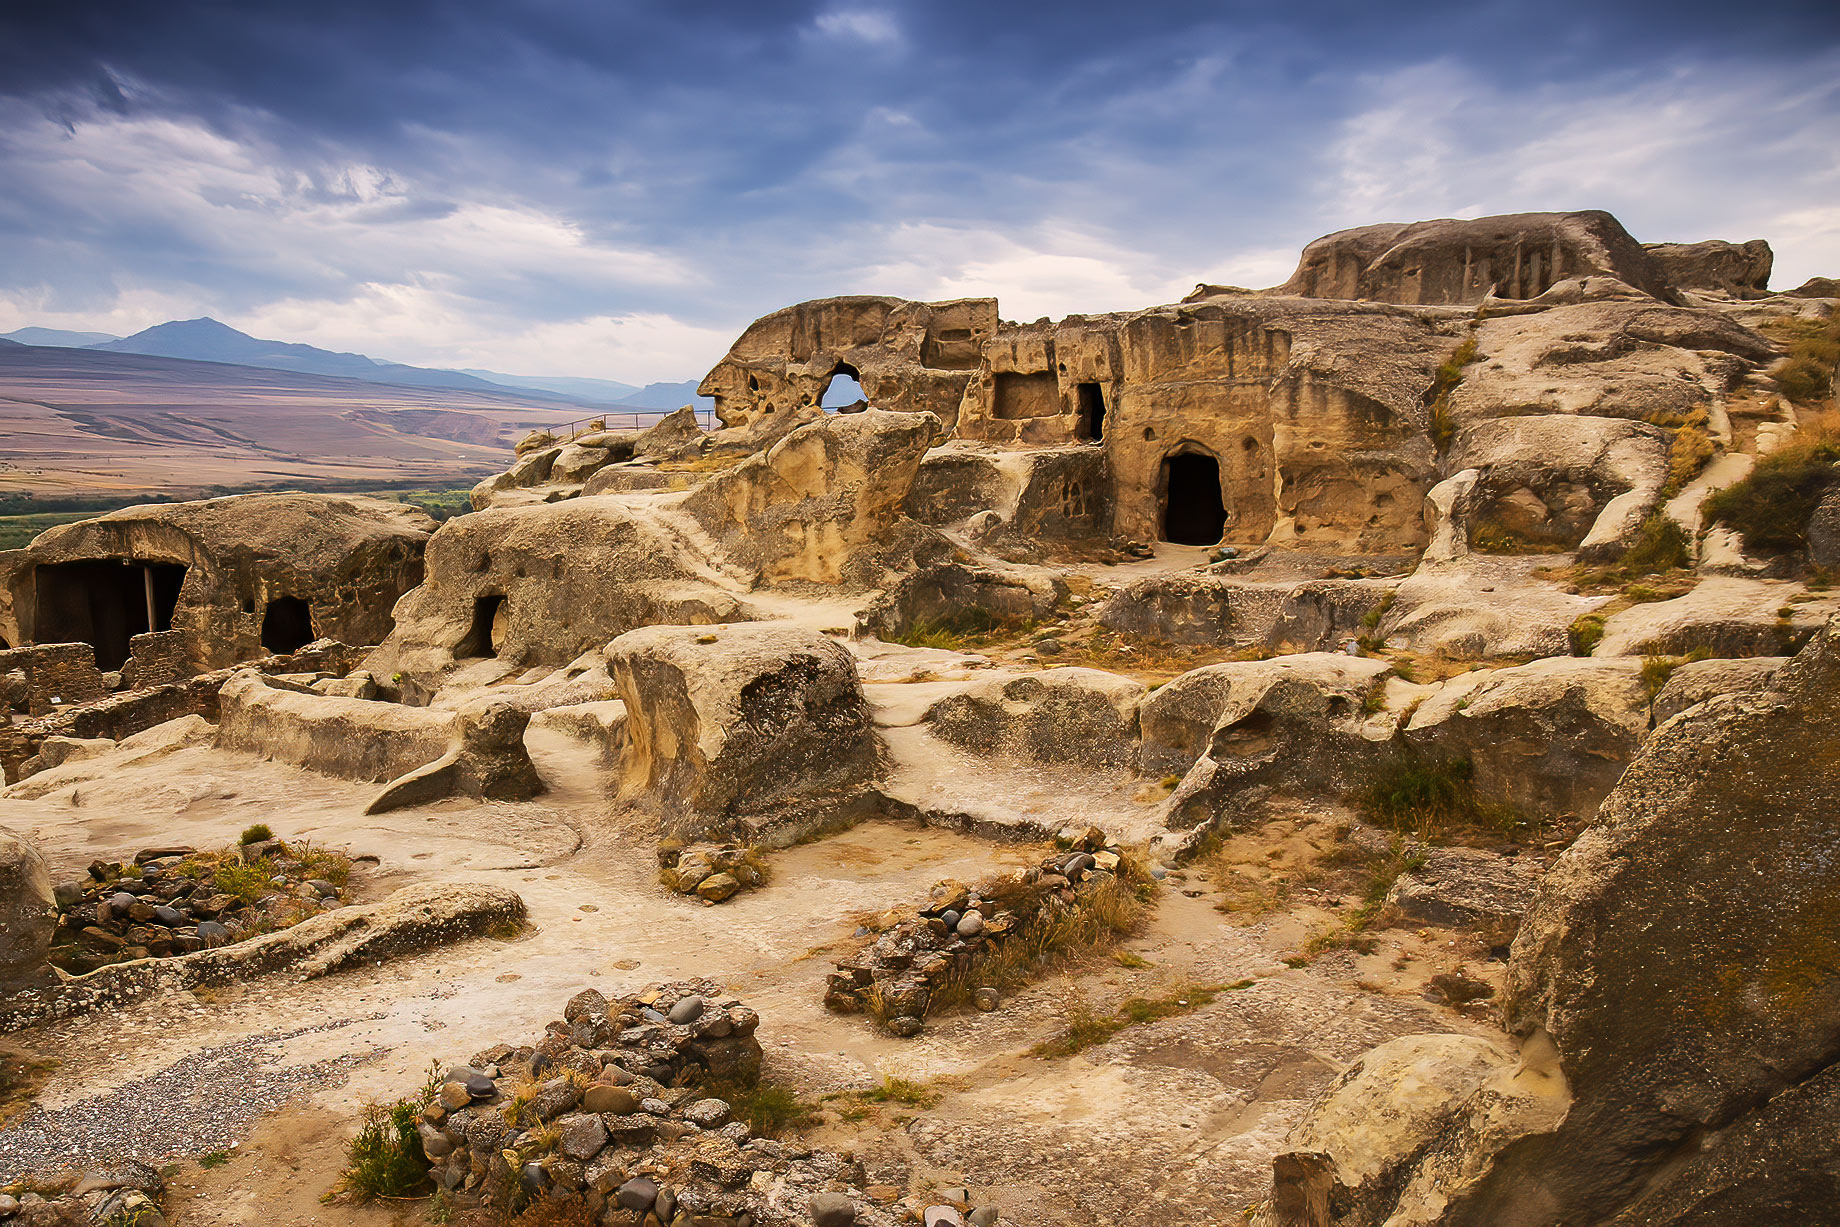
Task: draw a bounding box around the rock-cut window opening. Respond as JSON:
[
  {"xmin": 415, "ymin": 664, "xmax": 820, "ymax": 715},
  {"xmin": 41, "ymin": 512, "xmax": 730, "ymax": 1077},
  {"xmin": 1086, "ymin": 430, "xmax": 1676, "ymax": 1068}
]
[
  {"xmin": 461, "ymin": 594, "xmax": 508, "ymax": 658},
  {"xmin": 1161, "ymin": 452, "xmax": 1228, "ymax": 545},
  {"xmin": 820, "ymin": 364, "xmax": 867, "ymax": 412},
  {"xmin": 1075, "ymin": 383, "xmax": 1106, "ymax": 442},
  {"xmin": 260, "ymin": 596, "xmax": 315, "ymax": 656},
  {"xmin": 32, "ymin": 559, "xmax": 187, "ymax": 671}
]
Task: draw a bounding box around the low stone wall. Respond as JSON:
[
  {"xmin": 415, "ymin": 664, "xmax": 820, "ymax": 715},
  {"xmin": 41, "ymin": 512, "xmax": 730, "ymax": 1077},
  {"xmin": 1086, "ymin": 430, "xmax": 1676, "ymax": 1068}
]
[
  {"xmin": 0, "ymin": 642, "xmax": 107, "ymax": 715},
  {"xmin": 124, "ymin": 628, "xmax": 192, "ymax": 689},
  {"xmin": 826, "ymin": 829, "xmax": 1137, "ymax": 1036},
  {"xmin": 217, "ymin": 670, "xmax": 456, "ymax": 782}
]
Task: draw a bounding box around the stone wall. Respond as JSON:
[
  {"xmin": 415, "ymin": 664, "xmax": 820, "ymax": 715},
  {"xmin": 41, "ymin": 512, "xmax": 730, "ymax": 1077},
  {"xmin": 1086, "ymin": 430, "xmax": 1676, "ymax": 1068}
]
[
  {"xmin": 123, "ymin": 629, "xmax": 192, "ymax": 689},
  {"xmin": 0, "ymin": 642, "xmax": 107, "ymax": 715}
]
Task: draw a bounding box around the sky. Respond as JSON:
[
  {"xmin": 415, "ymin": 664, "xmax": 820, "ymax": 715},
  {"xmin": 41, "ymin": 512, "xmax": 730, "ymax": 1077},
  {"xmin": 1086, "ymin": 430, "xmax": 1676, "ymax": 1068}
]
[{"xmin": 1, "ymin": 1, "xmax": 1838, "ymax": 385}]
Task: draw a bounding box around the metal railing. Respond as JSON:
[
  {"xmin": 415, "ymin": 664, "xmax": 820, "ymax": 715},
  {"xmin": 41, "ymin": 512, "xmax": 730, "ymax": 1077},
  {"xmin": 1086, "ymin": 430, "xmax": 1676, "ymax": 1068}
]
[{"xmin": 544, "ymin": 408, "xmax": 717, "ymax": 441}]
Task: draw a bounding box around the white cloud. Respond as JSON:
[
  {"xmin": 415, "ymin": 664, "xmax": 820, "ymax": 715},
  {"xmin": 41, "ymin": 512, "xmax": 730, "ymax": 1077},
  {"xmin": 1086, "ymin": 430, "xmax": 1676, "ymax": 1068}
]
[
  {"xmin": 811, "ymin": 10, "xmax": 902, "ymax": 46},
  {"xmin": 858, "ymin": 221, "xmax": 1200, "ymax": 320},
  {"xmin": 1319, "ymin": 55, "xmax": 1840, "ymax": 287}
]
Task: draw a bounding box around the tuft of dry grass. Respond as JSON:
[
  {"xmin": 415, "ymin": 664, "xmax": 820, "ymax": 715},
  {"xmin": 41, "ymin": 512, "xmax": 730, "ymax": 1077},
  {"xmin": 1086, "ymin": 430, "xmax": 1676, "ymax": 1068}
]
[
  {"xmin": 1029, "ymin": 980, "xmax": 1250, "ymax": 1058},
  {"xmin": 923, "ymin": 862, "xmax": 1154, "ymax": 1018}
]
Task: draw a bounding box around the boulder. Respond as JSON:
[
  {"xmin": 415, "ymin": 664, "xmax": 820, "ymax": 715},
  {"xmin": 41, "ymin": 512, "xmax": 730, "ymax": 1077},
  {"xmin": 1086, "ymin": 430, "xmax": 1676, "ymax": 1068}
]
[
  {"xmin": 682, "ymin": 408, "xmax": 945, "ymax": 587},
  {"xmin": 0, "ymin": 824, "xmax": 55, "ymax": 986},
  {"xmin": 1382, "ymin": 556, "xmax": 1608, "ymax": 660},
  {"xmin": 1443, "ymin": 415, "xmax": 1670, "ymax": 561},
  {"xmin": 1449, "ymin": 301, "xmax": 1775, "ymax": 432},
  {"xmin": 1277, "ymin": 210, "xmax": 1678, "ymax": 305},
  {"xmin": 1403, "ymin": 658, "xmax": 1652, "ymax": 820},
  {"xmin": 1651, "ymin": 655, "xmax": 1785, "ymax": 725},
  {"xmin": 1810, "ymin": 486, "xmax": 1840, "ymax": 570},
  {"xmin": 1642, "ymin": 238, "xmax": 1774, "ymax": 299},
  {"xmin": 1593, "ymin": 578, "xmax": 1834, "ymax": 658},
  {"xmin": 926, "ymin": 668, "xmax": 1146, "ymax": 769},
  {"xmin": 1139, "ymin": 655, "xmax": 1395, "ymax": 852},
  {"xmin": 1368, "ymin": 614, "xmax": 1840, "ymax": 1226},
  {"xmin": 1383, "ymin": 846, "xmax": 1541, "ymax": 945},
  {"xmin": 605, "ymin": 622, "xmax": 880, "ymax": 845},
  {"xmin": 1260, "ymin": 1032, "xmax": 1570, "ymax": 1227}
]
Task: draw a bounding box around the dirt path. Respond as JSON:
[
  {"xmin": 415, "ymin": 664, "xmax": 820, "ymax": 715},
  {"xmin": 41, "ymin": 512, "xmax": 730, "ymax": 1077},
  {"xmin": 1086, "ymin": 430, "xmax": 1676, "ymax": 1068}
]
[{"xmin": 0, "ymin": 687, "xmax": 1498, "ymax": 1225}]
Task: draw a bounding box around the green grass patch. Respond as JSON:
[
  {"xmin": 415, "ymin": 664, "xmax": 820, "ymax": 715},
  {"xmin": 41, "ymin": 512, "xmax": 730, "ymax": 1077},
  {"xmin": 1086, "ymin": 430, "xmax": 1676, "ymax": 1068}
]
[
  {"xmin": 694, "ymin": 1078, "xmax": 819, "ymax": 1137},
  {"xmin": 1569, "ymin": 613, "xmax": 1606, "ymax": 657},
  {"xmin": 1030, "ymin": 981, "xmax": 1239, "ymax": 1059},
  {"xmin": 211, "ymin": 856, "xmax": 277, "ymax": 906},
  {"xmin": 1425, "ymin": 334, "xmax": 1479, "ymax": 453},
  {"xmin": 1303, "ymin": 840, "xmax": 1428, "ymax": 957},
  {"xmin": 197, "ymin": 1151, "xmax": 231, "ymax": 1169},
  {"xmin": 1358, "ymin": 754, "xmax": 1531, "ymax": 843},
  {"xmin": 338, "ymin": 1100, "xmax": 430, "ymax": 1201},
  {"xmin": 884, "ymin": 608, "xmax": 1034, "ymax": 650},
  {"xmin": 1703, "ymin": 416, "xmax": 1840, "ymax": 555}
]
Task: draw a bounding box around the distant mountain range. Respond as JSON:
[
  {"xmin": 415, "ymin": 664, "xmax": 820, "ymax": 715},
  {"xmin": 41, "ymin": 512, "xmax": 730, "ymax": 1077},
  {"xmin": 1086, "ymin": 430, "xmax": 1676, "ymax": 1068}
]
[{"xmin": 0, "ymin": 319, "xmax": 705, "ymax": 411}]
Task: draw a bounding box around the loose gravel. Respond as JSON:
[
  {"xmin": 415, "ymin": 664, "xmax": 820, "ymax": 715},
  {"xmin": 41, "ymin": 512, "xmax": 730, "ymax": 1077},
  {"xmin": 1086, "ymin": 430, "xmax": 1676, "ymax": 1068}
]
[{"xmin": 0, "ymin": 1019, "xmax": 374, "ymax": 1181}]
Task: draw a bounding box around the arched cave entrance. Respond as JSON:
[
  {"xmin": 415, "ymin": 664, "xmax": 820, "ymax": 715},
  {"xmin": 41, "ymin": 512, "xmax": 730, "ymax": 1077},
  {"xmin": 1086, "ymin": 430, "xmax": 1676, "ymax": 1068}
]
[
  {"xmin": 1161, "ymin": 451, "xmax": 1228, "ymax": 545},
  {"xmin": 460, "ymin": 594, "xmax": 508, "ymax": 658},
  {"xmin": 1075, "ymin": 383, "xmax": 1106, "ymax": 442},
  {"xmin": 821, "ymin": 364, "xmax": 867, "ymax": 413},
  {"xmin": 260, "ymin": 596, "xmax": 315, "ymax": 656},
  {"xmin": 33, "ymin": 559, "xmax": 187, "ymax": 670}
]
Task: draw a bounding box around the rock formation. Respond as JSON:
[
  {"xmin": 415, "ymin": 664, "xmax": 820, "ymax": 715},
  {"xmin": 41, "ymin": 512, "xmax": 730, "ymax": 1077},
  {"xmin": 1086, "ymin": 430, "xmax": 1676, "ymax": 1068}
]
[{"xmin": 0, "ymin": 493, "xmax": 433, "ymax": 673}]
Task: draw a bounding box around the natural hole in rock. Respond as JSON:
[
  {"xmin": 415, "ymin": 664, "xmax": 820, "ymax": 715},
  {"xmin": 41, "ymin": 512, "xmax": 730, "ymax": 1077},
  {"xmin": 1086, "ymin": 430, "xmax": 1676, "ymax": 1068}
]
[
  {"xmin": 1075, "ymin": 383, "xmax": 1107, "ymax": 442},
  {"xmin": 821, "ymin": 364, "xmax": 866, "ymax": 412},
  {"xmin": 34, "ymin": 559, "xmax": 187, "ymax": 670},
  {"xmin": 241, "ymin": 596, "xmax": 256, "ymax": 614},
  {"xmin": 260, "ymin": 595, "xmax": 314, "ymax": 656},
  {"xmin": 461, "ymin": 593, "xmax": 508, "ymax": 658},
  {"xmin": 1161, "ymin": 452, "xmax": 1227, "ymax": 545}
]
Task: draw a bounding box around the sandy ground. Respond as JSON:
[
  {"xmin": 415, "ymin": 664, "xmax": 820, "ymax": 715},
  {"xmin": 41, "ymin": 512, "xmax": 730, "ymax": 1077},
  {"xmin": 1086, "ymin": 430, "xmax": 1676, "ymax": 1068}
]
[{"xmin": 0, "ymin": 698, "xmax": 1507, "ymax": 1226}]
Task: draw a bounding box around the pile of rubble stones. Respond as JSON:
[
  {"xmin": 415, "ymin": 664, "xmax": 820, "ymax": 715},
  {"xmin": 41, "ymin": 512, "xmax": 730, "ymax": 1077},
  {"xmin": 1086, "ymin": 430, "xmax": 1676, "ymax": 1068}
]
[
  {"xmin": 657, "ymin": 843, "xmax": 768, "ymax": 904},
  {"xmin": 824, "ymin": 829, "xmax": 1135, "ymax": 1036},
  {"xmin": 407, "ymin": 981, "xmax": 995, "ymax": 1225},
  {"xmin": 45, "ymin": 839, "xmax": 347, "ymax": 974},
  {"xmin": 0, "ymin": 1160, "xmax": 167, "ymax": 1226}
]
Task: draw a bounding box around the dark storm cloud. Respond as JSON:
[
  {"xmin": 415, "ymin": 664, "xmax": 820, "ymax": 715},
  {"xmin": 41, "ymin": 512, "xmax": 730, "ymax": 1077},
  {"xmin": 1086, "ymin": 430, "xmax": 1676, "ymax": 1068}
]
[{"xmin": 1, "ymin": 1, "xmax": 1837, "ymax": 380}]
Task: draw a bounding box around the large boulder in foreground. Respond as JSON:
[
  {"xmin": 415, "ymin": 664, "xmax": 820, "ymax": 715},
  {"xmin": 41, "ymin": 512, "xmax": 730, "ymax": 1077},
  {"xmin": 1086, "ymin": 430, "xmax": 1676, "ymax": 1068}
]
[
  {"xmin": 1271, "ymin": 616, "xmax": 1840, "ymax": 1224},
  {"xmin": 605, "ymin": 623, "xmax": 880, "ymax": 845},
  {"xmin": 0, "ymin": 824, "xmax": 55, "ymax": 987},
  {"xmin": 1490, "ymin": 614, "xmax": 1840, "ymax": 1224}
]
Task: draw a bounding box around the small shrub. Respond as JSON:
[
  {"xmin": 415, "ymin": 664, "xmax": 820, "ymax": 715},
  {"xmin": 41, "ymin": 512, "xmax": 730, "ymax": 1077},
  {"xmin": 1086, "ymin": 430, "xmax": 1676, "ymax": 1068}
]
[
  {"xmin": 1360, "ymin": 592, "xmax": 1397, "ymax": 632},
  {"xmin": 1618, "ymin": 513, "xmax": 1691, "ymax": 576},
  {"xmin": 865, "ymin": 1074, "xmax": 940, "ymax": 1107},
  {"xmin": 1663, "ymin": 421, "xmax": 1715, "ymax": 498},
  {"xmin": 1358, "ymin": 755, "xmax": 1528, "ymax": 842},
  {"xmin": 697, "ymin": 1078, "xmax": 818, "ymax": 1137},
  {"xmin": 1569, "ymin": 613, "xmax": 1606, "ymax": 657},
  {"xmin": 1703, "ymin": 420, "xmax": 1840, "ymax": 554},
  {"xmin": 1640, "ymin": 655, "xmax": 1683, "ymax": 701},
  {"xmin": 1425, "ymin": 334, "xmax": 1479, "ymax": 453},
  {"xmin": 197, "ymin": 1151, "xmax": 230, "ymax": 1169},
  {"xmin": 339, "ymin": 1101, "xmax": 429, "ymax": 1201},
  {"xmin": 239, "ymin": 823, "xmax": 273, "ymax": 846},
  {"xmin": 211, "ymin": 857, "xmax": 276, "ymax": 906},
  {"xmin": 1030, "ymin": 982, "xmax": 1228, "ymax": 1058}
]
